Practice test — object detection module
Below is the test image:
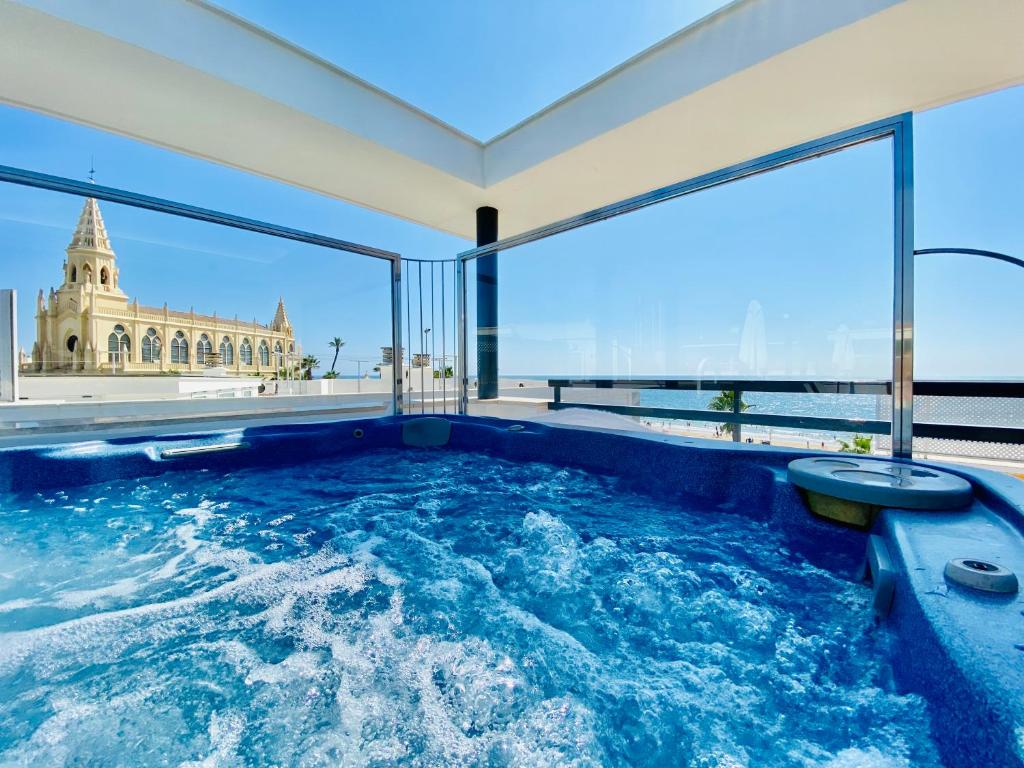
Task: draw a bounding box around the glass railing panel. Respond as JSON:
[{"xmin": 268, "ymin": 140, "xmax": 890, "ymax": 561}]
[
  {"xmin": 1, "ymin": 184, "xmax": 394, "ymax": 436},
  {"xmin": 465, "ymin": 137, "xmax": 896, "ymax": 453}
]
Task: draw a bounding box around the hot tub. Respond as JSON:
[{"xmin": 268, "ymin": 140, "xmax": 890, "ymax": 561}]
[{"xmin": 0, "ymin": 416, "xmax": 1021, "ymax": 766}]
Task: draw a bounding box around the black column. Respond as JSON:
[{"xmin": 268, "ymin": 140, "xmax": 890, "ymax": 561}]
[{"xmin": 476, "ymin": 206, "xmax": 498, "ymax": 400}]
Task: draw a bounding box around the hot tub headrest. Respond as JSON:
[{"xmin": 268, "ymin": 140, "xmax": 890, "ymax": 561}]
[{"xmin": 402, "ymin": 417, "xmax": 452, "ymax": 448}]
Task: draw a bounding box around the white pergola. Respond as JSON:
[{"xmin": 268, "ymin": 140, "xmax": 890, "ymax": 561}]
[
  {"xmin": 1, "ymin": 0, "xmax": 1023, "ymax": 240},
  {"xmin": 2, "ymin": 0, "xmax": 1024, "ymax": 449}
]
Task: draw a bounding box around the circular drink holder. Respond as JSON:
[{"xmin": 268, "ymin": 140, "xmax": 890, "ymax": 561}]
[
  {"xmin": 788, "ymin": 457, "xmax": 972, "ymax": 526},
  {"xmin": 788, "ymin": 457, "xmax": 973, "ymax": 510},
  {"xmin": 944, "ymin": 558, "xmax": 1019, "ymax": 594}
]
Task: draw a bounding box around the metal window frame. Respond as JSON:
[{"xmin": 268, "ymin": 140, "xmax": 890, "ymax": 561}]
[
  {"xmin": 454, "ymin": 114, "xmax": 915, "ymax": 457},
  {"xmin": 0, "ymin": 289, "xmax": 16, "ymax": 403},
  {"xmin": 892, "ymin": 117, "xmax": 914, "ymax": 458},
  {"xmin": 456, "ymin": 257, "xmax": 468, "ymax": 414},
  {"xmin": 0, "ymin": 164, "xmax": 406, "ymax": 415}
]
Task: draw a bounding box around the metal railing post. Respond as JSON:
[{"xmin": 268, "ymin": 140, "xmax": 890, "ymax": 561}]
[
  {"xmin": 732, "ymin": 389, "xmax": 742, "ymax": 443},
  {"xmin": 0, "ymin": 289, "xmax": 16, "ymax": 403},
  {"xmin": 892, "ymin": 113, "xmax": 914, "ymax": 458},
  {"xmin": 455, "ymin": 257, "xmax": 468, "ymax": 414},
  {"xmin": 390, "ymin": 256, "xmax": 403, "ymax": 415},
  {"xmin": 418, "ymin": 262, "xmax": 425, "ymax": 415}
]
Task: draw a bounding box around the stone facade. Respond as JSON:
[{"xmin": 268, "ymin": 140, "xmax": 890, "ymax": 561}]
[{"xmin": 29, "ymin": 197, "xmax": 298, "ymax": 375}]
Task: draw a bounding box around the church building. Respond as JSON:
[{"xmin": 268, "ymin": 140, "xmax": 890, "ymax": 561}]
[{"xmin": 30, "ymin": 197, "xmax": 298, "ymax": 375}]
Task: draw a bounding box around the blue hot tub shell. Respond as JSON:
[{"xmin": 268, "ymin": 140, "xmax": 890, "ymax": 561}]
[{"xmin": 0, "ymin": 414, "xmax": 1022, "ymax": 766}]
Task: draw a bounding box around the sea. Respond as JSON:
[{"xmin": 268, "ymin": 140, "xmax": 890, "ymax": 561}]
[{"xmin": 500, "ymin": 376, "xmax": 1024, "ymax": 458}]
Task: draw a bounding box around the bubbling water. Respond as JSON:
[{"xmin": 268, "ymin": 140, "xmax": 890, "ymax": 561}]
[{"xmin": 0, "ymin": 450, "xmax": 941, "ymax": 767}]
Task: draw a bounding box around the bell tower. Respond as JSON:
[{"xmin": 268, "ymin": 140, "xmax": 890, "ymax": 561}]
[
  {"xmin": 270, "ymin": 297, "xmax": 292, "ymax": 334},
  {"xmin": 61, "ymin": 197, "xmax": 125, "ymax": 298},
  {"xmin": 34, "ymin": 196, "xmax": 130, "ymax": 371}
]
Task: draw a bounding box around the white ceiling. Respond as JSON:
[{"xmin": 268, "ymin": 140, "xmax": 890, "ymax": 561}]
[{"xmin": 1, "ymin": 0, "xmax": 1023, "ymax": 241}]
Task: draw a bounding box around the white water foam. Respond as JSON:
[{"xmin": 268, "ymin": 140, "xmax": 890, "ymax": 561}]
[{"xmin": 0, "ymin": 450, "xmax": 944, "ymax": 767}]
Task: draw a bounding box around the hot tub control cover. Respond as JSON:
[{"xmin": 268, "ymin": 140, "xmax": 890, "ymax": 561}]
[
  {"xmin": 787, "ymin": 457, "xmax": 973, "ymax": 510},
  {"xmin": 944, "ymin": 558, "xmax": 1019, "ymax": 593}
]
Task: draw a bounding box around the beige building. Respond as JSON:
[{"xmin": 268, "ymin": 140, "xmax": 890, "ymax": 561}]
[{"xmin": 30, "ymin": 197, "xmax": 298, "ymax": 375}]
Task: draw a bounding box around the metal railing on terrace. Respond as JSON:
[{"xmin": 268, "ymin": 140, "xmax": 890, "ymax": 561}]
[
  {"xmin": 546, "ymin": 377, "xmax": 1024, "ymax": 450},
  {"xmin": 452, "ymin": 116, "xmax": 1024, "ymax": 467}
]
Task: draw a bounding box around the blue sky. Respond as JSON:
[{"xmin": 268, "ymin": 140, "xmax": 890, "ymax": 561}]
[
  {"xmin": 0, "ymin": 2, "xmax": 1021, "ymax": 379},
  {"xmin": 213, "ymin": 0, "xmax": 733, "ymax": 141}
]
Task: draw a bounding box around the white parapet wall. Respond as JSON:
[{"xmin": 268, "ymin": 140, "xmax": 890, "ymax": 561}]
[
  {"xmin": 13, "ymin": 369, "xmax": 634, "ymax": 405},
  {"xmin": 18, "ymin": 374, "xmax": 261, "ymax": 401},
  {"xmin": 15, "ymin": 373, "xmax": 402, "ymax": 402},
  {"xmin": 0, "ymin": 390, "xmax": 391, "ymax": 435},
  {"xmin": 14, "ymin": 365, "xmax": 411, "ymax": 402}
]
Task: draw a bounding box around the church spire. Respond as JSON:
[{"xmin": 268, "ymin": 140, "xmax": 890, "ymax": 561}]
[
  {"xmin": 68, "ymin": 197, "xmax": 114, "ymax": 254},
  {"xmin": 271, "ymin": 296, "xmax": 291, "ymax": 332}
]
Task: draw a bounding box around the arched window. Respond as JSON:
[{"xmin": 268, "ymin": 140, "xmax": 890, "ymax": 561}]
[
  {"xmin": 100, "ymin": 267, "xmax": 109, "ymax": 286},
  {"xmin": 196, "ymin": 334, "xmax": 212, "ymax": 364},
  {"xmin": 258, "ymin": 341, "xmax": 270, "ymax": 366},
  {"xmin": 240, "ymin": 338, "xmax": 253, "ymax": 366},
  {"xmin": 220, "ymin": 336, "xmax": 234, "ymax": 365},
  {"xmin": 107, "ymin": 324, "xmax": 130, "ymax": 364},
  {"xmin": 171, "ymin": 331, "xmax": 189, "ymax": 364},
  {"xmin": 288, "ymin": 342, "xmax": 295, "ymax": 354},
  {"xmin": 70, "ymin": 265, "xmax": 77, "ymax": 283},
  {"xmin": 142, "ymin": 328, "xmax": 161, "ymax": 363},
  {"xmin": 66, "ymin": 335, "xmax": 78, "ymax": 353}
]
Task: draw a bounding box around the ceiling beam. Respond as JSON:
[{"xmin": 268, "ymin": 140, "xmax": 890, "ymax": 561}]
[{"xmin": 1, "ymin": 0, "xmax": 1023, "ymax": 240}]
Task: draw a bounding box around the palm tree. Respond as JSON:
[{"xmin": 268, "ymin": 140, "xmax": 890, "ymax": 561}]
[
  {"xmin": 708, "ymin": 389, "xmax": 750, "ymax": 437},
  {"xmin": 301, "ymin": 354, "xmax": 320, "ymax": 380},
  {"xmin": 839, "ymin": 434, "xmax": 872, "ymax": 454},
  {"xmin": 328, "ymin": 337, "xmax": 345, "ymax": 374}
]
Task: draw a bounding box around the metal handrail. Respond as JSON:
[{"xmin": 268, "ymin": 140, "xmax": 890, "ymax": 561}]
[
  {"xmin": 547, "ymin": 378, "xmax": 1024, "ymax": 445},
  {"xmin": 915, "ymin": 247, "xmax": 1024, "ymax": 270},
  {"xmin": 549, "ymin": 378, "xmax": 893, "ymax": 395},
  {"xmin": 548, "ymin": 402, "xmax": 891, "ymax": 437},
  {"xmin": 458, "ymin": 114, "xmax": 911, "ymax": 262},
  {"xmin": 0, "ymin": 164, "xmax": 400, "ymax": 262}
]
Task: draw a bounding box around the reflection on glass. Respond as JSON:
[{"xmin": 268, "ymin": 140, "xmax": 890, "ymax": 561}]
[{"xmin": 468, "ymin": 138, "xmax": 895, "ymax": 454}]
